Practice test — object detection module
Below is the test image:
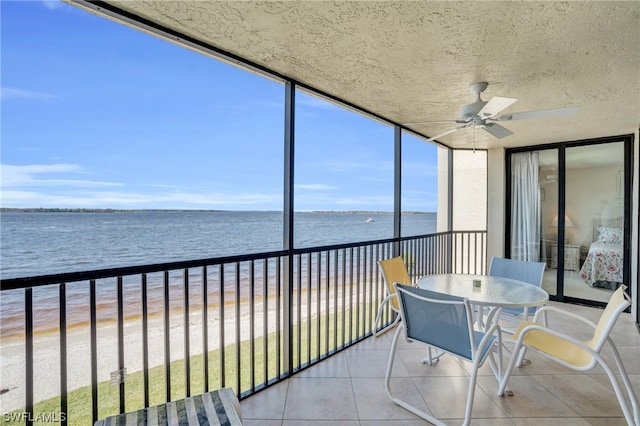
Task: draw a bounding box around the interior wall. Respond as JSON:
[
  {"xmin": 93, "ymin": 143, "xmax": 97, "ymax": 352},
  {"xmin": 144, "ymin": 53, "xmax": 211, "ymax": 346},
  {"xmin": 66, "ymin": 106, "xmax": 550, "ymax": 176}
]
[
  {"xmin": 487, "ymin": 147, "xmax": 506, "ymax": 264},
  {"xmin": 452, "ymin": 150, "xmax": 487, "ymax": 231},
  {"xmin": 437, "ymin": 146, "xmax": 449, "ymax": 232},
  {"xmin": 540, "ymin": 165, "xmax": 623, "ymax": 247}
]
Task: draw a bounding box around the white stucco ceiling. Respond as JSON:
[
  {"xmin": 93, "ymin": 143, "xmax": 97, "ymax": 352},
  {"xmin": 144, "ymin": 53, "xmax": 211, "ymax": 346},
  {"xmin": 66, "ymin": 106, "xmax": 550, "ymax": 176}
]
[{"xmin": 82, "ymin": 1, "xmax": 639, "ymax": 150}]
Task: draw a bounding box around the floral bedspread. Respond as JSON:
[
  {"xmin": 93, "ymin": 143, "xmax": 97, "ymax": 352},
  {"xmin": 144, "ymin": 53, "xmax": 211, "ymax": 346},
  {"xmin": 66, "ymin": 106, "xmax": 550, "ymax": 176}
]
[{"xmin": 579, "ymin": 241, "xmax": 623, "ymax": 289}]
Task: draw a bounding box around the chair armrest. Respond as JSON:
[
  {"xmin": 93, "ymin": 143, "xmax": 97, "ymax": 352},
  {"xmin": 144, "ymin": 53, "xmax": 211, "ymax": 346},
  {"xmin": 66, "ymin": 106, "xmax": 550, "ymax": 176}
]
[
  {"xmin": 476, "ymin": 323, "xmax": 502, "ymax": 358},
  {"xmin": 532, "ymin": 305, "xmax": 597, "ymax": 329},
  {"xmin": 516, "ymin": 323, "xmax": 596, "ymax": 356},
  {"xmin": 380, "ymin": 293, "xmax": 397, "ymax": 307}
]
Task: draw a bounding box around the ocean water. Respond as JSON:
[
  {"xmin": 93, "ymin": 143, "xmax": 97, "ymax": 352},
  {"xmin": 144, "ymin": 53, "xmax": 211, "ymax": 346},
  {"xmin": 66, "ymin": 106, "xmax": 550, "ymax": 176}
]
[
  {"xmin": 0, "ymin": 211, "xmax": 436, "ymax": 279},
  {"xmin": 0, "ymin": 210, "xmax": 436, "ymax": 338}
]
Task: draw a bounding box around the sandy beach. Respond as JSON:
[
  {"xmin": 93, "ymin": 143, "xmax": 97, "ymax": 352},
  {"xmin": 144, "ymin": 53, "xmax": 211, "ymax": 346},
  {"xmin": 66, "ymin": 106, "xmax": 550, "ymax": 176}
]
[
  {"xmin": 0, "ymin": 284, "xmax": 357, "ymax": 415},
  {"xmin": 0, "ymin": 299, "xmax": 279, "ymax": 414}
]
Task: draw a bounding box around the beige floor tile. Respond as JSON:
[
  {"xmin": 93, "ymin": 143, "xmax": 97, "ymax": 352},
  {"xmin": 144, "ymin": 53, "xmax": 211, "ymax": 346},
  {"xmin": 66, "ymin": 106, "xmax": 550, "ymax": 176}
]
[
  {"xmin": 346, "ymin": 348, "xmax": 394, "ymax": 378},
  {"xmin": 296, "ymin": 352, "xmax": 350, "ymax": 378},
  {"xmin": 478, "ymin": 375, "xmax": 578, "ymax": 418},
  {"xmin": 583, "ymin": 417, "xmax": 630, "ymax": 426},
  {"xmin": 396, "ymin": 349, "xmax": 470, "ymax": 377},
  {"xmin": 243, "ymin": 420, "xmax": 283, "ymax": 426},
  {"xmin": 353, "ymin": 377, "xmax": 432, "ymax": 421},
  {"xmin": 283, "ymin": 377, "xmax": 358, "ymax": 420},
  {"xmin": 412, "ymin": 375, "xmax": 507, "ymax": 420},
  {"xmin": 240, "ymin": 379, "xmax": 289, "ymax": 420},
  {"xmin": 282, "ymin": 421, "xmax": 359, "ymax": 426},
  {"xmin": 510, "ymin": 418, "xmax": 593, "ymax": 425},
  {"xmin": 531, "ymin": 374, "xmax": 626, "ymax": 418}
]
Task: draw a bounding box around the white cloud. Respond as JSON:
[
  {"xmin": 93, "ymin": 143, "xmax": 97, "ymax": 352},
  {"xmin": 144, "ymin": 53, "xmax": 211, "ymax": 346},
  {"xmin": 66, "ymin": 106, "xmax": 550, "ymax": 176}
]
[
  {"xmin": 1, "ymin": 164, "xmax": 121, "ymax": 188},
  {"xmin": 0, "ymin": 87, "xmax": 60, "ymax": 101},
  {"xmin": 295, "ymin": 184, "xmax": 335, "ymax": 190},
  {"xmin": 325, "ymin": 159, "xmax": 393, "ymax": 173},
  {"xmin": 41, "ymin": 0, "xmax": 64, "ymax": 10}
]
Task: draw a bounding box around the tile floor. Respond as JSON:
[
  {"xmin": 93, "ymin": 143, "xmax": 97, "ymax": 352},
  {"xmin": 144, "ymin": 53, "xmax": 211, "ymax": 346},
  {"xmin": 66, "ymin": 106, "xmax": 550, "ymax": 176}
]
[{"xmin": 240, "ymin": 301, "xmax": 640, "ymax": 425}]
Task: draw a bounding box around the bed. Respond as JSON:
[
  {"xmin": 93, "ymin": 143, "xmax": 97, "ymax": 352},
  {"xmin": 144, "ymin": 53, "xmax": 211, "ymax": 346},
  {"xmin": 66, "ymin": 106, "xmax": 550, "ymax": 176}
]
[{"xmin": 579, "ymin": 219, "xmax": 624, "ymax": 290}]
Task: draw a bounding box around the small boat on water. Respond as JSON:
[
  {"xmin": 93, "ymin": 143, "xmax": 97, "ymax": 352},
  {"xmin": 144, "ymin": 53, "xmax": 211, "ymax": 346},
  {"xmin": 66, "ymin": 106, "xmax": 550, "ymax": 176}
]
[{"xmin": 365, "ymin": 217, "xmax": 375, "ymax": 223}]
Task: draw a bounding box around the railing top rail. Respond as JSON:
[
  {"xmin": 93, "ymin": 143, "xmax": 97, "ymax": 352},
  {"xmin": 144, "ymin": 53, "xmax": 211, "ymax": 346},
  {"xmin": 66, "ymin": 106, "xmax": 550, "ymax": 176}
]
[
  {"xmin": 0, "ymin": 249, "xmax": 288, "ymax": 290},
  {"xmin": 1, "ymin": 231, "xmax": 485, "ymax": 291}
]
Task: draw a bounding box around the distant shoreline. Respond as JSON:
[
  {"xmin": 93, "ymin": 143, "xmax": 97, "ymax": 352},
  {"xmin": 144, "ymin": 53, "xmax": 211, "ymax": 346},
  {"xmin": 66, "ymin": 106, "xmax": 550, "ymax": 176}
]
[{"xmin": 1, "ymin": 208, "xmax": 433, "ymax": 214}]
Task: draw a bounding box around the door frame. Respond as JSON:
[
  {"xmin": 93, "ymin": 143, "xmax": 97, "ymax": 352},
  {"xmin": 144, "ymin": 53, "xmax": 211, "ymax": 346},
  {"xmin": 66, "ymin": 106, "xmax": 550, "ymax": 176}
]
[{"xmin": 505, "ymin": 134, "xmax": 634, "ymax": 307}]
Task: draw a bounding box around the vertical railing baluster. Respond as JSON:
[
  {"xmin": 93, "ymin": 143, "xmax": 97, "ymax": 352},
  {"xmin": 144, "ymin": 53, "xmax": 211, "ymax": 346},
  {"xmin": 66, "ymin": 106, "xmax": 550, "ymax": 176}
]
[
  {"xmin": 333, "ymin": 250, "xmax": 338, "ymax": 351},
  {"xmin": 219, "ymin": 265, "xmax": 226, "ymax": 389},
  {"xmin": 117, "ymin": 276, "xmax": 125, "ymax": 413},
  {"xmin": 355, "ymin": 247, "xmax": 360, "ymax": 339},
  {"xmin": 234, "ymin": 263, "xmax": 241, "ymax": 393},
  {"xmin": 163, "ymin": 271, "xmax": 171, "ymax": 402},
  {"xmin": 296, "ymin": 254, "xmax": 302, "ymax": 368},
  {"xmin": 141, "ymin": 274, "xmax": 149, "ymax": 407},
  {"xmin": 59, "ymin": 283, "xmax": 68, "ymax": 426},
  {"xmin": 249, "ymin": 261, "xmax": 255, "ymax": 391},
  {"xmin": 306, "ymin": 252, "xmax": 311, "ymax": 364},
  {"xmin": 262, "ymin": 259, "xmax": 268, "ymax": 384},
  {"xmin": 183, "ymin": 269, "xmax": 190, "ymax": 398},
  {"xmin": 276, "ymin": 258, "xmax": 281, "ymax": 379},
  {"xmin": 315, "ymin": 252, "xmax": 321, "ymax": 358},
  {"xmin": 25, "ymin": 288, "xmax": 33, "ymax": 426},
  {"xmin": 202, "ymin": 266, "xmax": 209, "ymax": 393},
  {"xmin": 90, "ymin": 280, "xmax": 98, "ymax": 423},
  {"xmin": 341, "ymin": 248, "xmax": 346, "ymax": 347},
  {"xmin": 324, "ymin": 251, "xmax": 330, "ymax": 353},
  {"xmin": 348, "ymin": 248, "xmax": 354, "ymax": 344}
]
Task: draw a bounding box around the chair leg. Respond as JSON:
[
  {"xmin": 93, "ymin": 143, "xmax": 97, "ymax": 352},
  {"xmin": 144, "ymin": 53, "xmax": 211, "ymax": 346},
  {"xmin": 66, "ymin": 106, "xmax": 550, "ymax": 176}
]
[
  {"xmin": 463, "ymin": 361, "xmax": 482, "ymax": 426},
  {"xmin": 498, "ymin": 341, "xmax": 523, "ymax": 396},
  {"xmin": 373, "ymin": 309, "xmax": 400, "ymax": 337},
  {"xmin": 421, "ymin": 347, "xmax": 445, "ymax": 365},
  {"xmin": 384, "ymin": 326, "xmax": 447, "ymax": 426},
  {"xmin": 605, "ymin": 341, "xmax": 640, "ymax": 425}
]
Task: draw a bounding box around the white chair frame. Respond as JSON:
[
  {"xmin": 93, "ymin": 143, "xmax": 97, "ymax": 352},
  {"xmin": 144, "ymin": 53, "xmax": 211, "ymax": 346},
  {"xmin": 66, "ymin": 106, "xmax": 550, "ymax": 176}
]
[
  {"xmin": 498, "ymin": 285, "xmax": 639, "ymax": 426},
  {"xmin": 385, "ymin": 284, "xmax": 503, "ymax": 426}
]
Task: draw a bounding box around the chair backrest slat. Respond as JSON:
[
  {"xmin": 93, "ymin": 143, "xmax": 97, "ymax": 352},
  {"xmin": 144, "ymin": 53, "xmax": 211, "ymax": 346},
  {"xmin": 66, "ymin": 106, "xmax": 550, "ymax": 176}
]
[
  {"xmin": 378, "ymin": 257, "xmax": 412, "ymax": 311},
  {"xmin": 396, "ymin": 284, "xmax": 474, "ymax": 360},
  {"xmin": 489, "ymin": 256, "xmax": 545, "ymax": 316},
  {"xmin": 588, "ymin": 285, "xmax": 631, "ymax": 351},
  {"xmin": 488, "ymin": 257, "xmax": 545, "ymax": 286}
]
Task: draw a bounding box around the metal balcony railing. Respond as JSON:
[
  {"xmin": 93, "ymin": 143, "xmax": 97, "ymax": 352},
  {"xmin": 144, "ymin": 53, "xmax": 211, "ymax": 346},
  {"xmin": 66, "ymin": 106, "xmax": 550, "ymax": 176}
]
[{"xmin": 0, "ymin": 230, "xmax": 486, "ymax": 425}]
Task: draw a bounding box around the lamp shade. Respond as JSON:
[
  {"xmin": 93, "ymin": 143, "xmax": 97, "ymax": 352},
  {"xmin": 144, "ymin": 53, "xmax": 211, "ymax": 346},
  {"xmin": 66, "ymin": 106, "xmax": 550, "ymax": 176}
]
[{"xmin": 551, "ymin": 214, "xmax": 573, "ymax": 228}]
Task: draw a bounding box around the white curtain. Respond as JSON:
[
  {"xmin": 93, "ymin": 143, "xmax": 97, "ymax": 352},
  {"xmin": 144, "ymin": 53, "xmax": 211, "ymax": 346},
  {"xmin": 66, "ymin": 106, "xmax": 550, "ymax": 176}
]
[{"xmin": 511, "ymin": 152, "xmax": 541, "ymax": 261}]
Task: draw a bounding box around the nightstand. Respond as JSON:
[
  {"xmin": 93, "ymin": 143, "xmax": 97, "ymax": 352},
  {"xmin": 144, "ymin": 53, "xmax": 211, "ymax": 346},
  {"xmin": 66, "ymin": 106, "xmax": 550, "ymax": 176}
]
[{"xmin": 550, "ymin": 243, "xmax": 581, "ymax": 271}]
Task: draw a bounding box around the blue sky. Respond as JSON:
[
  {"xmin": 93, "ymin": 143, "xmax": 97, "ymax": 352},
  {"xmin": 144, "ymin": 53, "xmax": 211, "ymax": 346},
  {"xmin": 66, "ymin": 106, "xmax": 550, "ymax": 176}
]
[{"xmin": 1, "ymin": 0, "xmax": 439, "ymax": 212}]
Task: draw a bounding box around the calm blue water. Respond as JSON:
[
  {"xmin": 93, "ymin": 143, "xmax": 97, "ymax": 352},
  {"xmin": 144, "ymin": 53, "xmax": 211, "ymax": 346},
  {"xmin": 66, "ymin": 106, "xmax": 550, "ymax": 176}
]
[
  {"xmin": 0, "ymin": 211, "xmax": 436, "ymax": 337},
  {"xmin": 0, "ymin": 211, "xmax": 435, "ymax": 279}
]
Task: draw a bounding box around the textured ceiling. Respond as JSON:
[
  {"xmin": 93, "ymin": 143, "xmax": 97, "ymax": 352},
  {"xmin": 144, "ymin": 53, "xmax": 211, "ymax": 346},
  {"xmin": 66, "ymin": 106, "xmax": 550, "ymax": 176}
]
[{"xmin": 92, "ymin": 1, "xmax": 639, "ymax": 149}]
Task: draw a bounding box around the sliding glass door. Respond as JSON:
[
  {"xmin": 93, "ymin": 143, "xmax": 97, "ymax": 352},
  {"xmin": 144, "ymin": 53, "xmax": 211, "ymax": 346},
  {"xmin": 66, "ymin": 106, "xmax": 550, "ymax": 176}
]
[
  {"xmin": 508, "ymin": 136, "xmax": 631, "ymax": 306},
  {"xmin": 564, "ymin": 143, "xmax": 626, "ymax": 302}
]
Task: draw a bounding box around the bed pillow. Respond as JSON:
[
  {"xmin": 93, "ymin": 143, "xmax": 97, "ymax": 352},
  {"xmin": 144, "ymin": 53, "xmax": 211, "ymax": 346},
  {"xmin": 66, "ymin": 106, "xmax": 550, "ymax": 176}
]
[{"xmin": 598, "ymin": 227, "xmax": 623, "ymax": 244}]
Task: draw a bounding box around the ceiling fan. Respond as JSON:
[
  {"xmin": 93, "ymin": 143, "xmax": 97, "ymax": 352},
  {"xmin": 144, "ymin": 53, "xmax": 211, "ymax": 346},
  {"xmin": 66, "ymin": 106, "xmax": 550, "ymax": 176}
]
[{"xmin": 405, "ymin": 82, "xmax": 578, "ymax": 142}]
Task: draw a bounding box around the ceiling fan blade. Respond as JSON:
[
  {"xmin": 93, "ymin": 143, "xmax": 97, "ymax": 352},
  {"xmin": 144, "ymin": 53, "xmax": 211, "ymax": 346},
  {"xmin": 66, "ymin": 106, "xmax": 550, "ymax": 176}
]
[
  {"xmin": 404, "ymin": 119, "xmax": 466, "ymax": 125},
  {"xmin": 478, "ymin": 96, "xmax": 518, "ymax": 118},
  {"xmin": 426, "ymin": 125, "xmax": 469, "ymax": 142},
  {"xmin": 482, "ymin": 122, "xmax": 514, "ymax": 139},
  {"xmin": 493, "ymin": 106, "xmax": 578, "ymax": 121}
]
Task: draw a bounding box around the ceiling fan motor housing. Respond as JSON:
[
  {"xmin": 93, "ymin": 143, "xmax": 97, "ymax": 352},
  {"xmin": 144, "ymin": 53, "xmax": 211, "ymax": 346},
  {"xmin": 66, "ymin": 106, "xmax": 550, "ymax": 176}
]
[{"xmin": 460, "ymin": 101, "xmax": 488, "ymax": 120}]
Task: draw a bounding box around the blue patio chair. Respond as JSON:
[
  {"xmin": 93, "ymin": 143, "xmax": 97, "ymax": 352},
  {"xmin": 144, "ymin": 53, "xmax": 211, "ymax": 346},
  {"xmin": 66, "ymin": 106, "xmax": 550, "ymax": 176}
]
[
  {"xmin": 488, "ymin": 256, "xmax": 546, "ymax": 325},
  {"xmin": 385, "ymin": 284, "xmax": 503, "ymax": 426}
]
